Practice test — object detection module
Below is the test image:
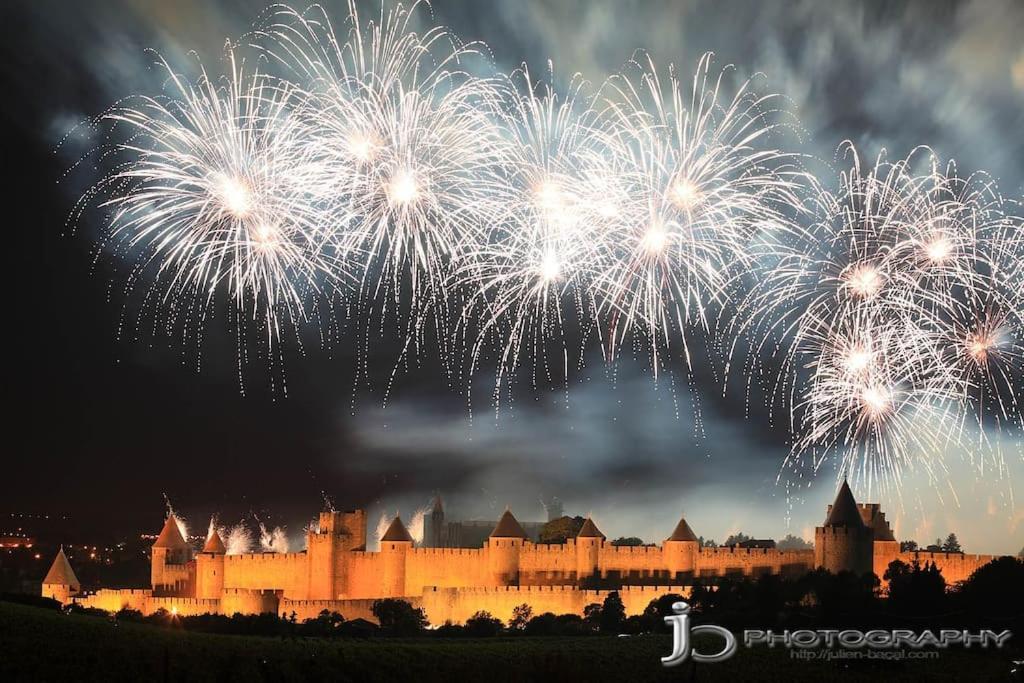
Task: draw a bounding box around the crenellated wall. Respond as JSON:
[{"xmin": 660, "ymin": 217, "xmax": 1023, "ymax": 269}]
[
  {"xmin": 47, "ymin": 499, "xmax": 1007, "ymax": 623},
  {"xmin": 77, "ymin": 588, "xmax": 152, "ymax": 613},
  {"xmin": 421, "ymin": 584, "xmax": 691, "ymax": 625},
  {"xmin": 899, "ymin": 551, "xmax": 999, "ymax": 584},
  {"xmin": 344, "ymin": 551, "xmax": 384, "ymax": 598},
  {"xmin": 147, "ymin": 596, "xmax": 222, "ymax": 616},
  {"xmin": 220, "ymin": 588, "xmax": 279, "ymax": 616},
  {"xmin": 280, "ymin": 597, "xmax": 412, "ymax": 623},
  {"xmin": 222, "ymin": 552, "xmax": 309, "ymax": 598},
  {"xmin": 403, "ymin": 547, "xmax": 490, "ymax": 593}
]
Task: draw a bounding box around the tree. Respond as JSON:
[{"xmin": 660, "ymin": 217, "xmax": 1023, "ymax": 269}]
[
  {"xmin": 371, "ymin": 599, "xmax": 428, "ymax": 636},
  {"xmin": 524, "ymin": 612, "xmax": 558, "ymax": 636},
  {"xmin": 941, "ymin": 533, "xmax": 962, "ymax": 553},
  {"xmin": 598, "ymin": 591, "xmax": 626, "ymax": 634},
  {"xmin": 900, "ymin": 540, "xmax": 918, "ymax": 552},
  {"xmin": 724, "ymin": 532, "xmax": 752, "ymax": 546},
  {"xmin": 539, "ymin": 516, "xmax": 585, "ymax": 543},
  {"xmin": 299, "ymin": 610, "xmax": 345, "ymax": 637},
  {"xmin": 582, "ymin": 602, "xmax": 602, "ymax": 630},
  {"xmin": 641, "ymin": 593, "xmax": 686, "ymax": 632},
  {"xmin": 508, "ymin": 603, "xmax": 532, "ymax": 631},
  {"xmin": 611, "ymin": 536, "xmax": 644, "ymax": 546},
  {"xmin": 464, "ymin": 610, "xmax": 503, "ymax": 637},
  {"xmin": 776, "ymin": 534, "xmax": 812, "ymax": 551},
  {"xmin": 885, "ymin": 560, "xmax": 946, "ymax": 617},
  {"xmin": 958, "ymin": 556, "xmax": 1024, "ymax": 621}
]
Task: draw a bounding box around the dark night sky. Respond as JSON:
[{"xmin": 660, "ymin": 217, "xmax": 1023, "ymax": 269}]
[{"xmin": 2, "ymin": 0, "xmax": 1022, "ymax": 552}]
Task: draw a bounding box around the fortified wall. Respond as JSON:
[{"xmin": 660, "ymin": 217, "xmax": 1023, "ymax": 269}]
[{"xmin": 43, "ymin": 482, "xmax": 1005, "ymax": 624}]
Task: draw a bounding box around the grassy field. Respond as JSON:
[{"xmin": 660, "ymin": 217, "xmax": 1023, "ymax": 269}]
[{"xmin": 1, "ymin": 601, "xmax": 1020, "ymax": 682}]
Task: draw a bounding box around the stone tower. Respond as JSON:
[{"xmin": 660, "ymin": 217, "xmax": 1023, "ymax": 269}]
[
  {"xmin": 379, "ymin": 516, "xmax": 413, "ymax": 597},
  {"xmin": 663, "ymin": 514, "xmax": 700, "ymax": 580},
  {"xmin": 307, "ymin": 509, "xmax": 366, "ymax": 600},
  {"xmin": 195, "ymin": 526, "xmax": 226, "ymax": 599},
  {"xmin": 41, "ymin": 547, "xmax": 80, "ymax": 604},
  {"xmin": 151, "ymin": 516, "xmax": 192, "ymax": 594},
  {"xmin": 542, "ymin": 496, "xmax": 564, "ymax": 522},
  {"xmin": 815, "ymin": 480, "xmax": 873, "ymax": 576},
  {"xmin": 425, "ymin": 495, "xmax": 445, "ymax": 548},
  {"xmin": 859, "ymin": 503, "xmax": 900, "ymax": 580},
  {"xmin": 487, "ymin": 509, "xmax": 527, "ymax": 586},
  {"xmin": 575, "ymin": 517, "xmax": 605, "ymax": 584}
]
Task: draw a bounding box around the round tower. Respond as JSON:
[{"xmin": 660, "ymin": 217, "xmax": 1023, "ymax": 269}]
[
  {"xmin": 487, "ymin": 509, "xmax": 527, "ymax": 586},
  {"xmin": 663, "ymin": 514, "xmax": 700, "ymax": 580},
  {"xmin": 195, "ymin": 526, "xmax": 226, "ymax": 600},
  {"xmin": 151, "ymin": 515, "xmax": 192, "ymax": 592},
  {"xmin": 814, "ymin": 480, "xmax": 873, "ymax": 576},
  {"xmin": 41, "ymin": 546, "xmax": 80, "ymax": 604},
  {"xmin": 575, "ymin": 517, "xmax": 605, "ymax": 585},
  {"xmin": 379, "ymin": 516, "xmax": 413, "ymax": 597}
]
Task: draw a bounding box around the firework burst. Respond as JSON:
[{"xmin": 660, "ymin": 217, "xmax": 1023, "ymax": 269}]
[
  {"xmin": 597, "ymin": 53, "xmax": 807, "ymax": 378},
  {"xmin": 457, "ymin": 65, "xmax": 617, "ymax": 400},
  {"xmin": 87, "ymin": 49, "xmax": 342, "ymax": 363},
  {"xmin": 74, "ymin": 2, "xmax": 1024, "ymax": 501},
  {"xmin": 257, "ymin": 1, "xmax": 508, "ymax": 374}
]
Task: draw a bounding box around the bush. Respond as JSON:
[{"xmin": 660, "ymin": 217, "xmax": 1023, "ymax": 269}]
[
  {"xmin": 464, "ymin": 610, "xmax": 503, "ymax": 637},
  {"xmin": 297, "ymin": 610, "xmax": 346, "ymax": 637},
  {"xmin": 0, "ymin": 593, "xmax": 61, "ymax": 610},
  {"xmin": 371, "ymin": 599, "xmax": 428, "ymax": 636}
]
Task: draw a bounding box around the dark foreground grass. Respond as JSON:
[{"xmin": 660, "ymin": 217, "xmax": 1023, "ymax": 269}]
[{"xmin": 0, "ymin": 602, "xmax": 1020, "ymax": 682}]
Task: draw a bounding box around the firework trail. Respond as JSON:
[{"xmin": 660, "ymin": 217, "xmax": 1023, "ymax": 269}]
[
  {"xmin": 222, "ymin": 521, "xmax": 254, "ymax": 555},
  {"xmin": 407, "ymin": 504, "xmax": 432, "ymax": 544},
  {"xmin": 163, "ymin": 495, "xmax": 190, "ymax": 540},
  {"xmin": 374, "ymin": 511, "xmax": 393, "ymax": 547},
  {"xmin": 253, "ymin": 513, "xmax": 291, "ymax": 553}
]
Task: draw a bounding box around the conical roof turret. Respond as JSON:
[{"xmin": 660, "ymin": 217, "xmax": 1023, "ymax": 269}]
[
  {"xmin": 667, "ymin": 515, "xmax": 699, "ymax": 542},
  {"xmin": 490, "ymin": 509, "xmax": 527, "ymax": 538},
  {"xmin": 381, "ymin": 516, "xmax": 414, "ymax": 543},
  {"xmin": 153, "ymin": 515, "xmax": 189, "ymax": 549},
  {"xmin": 577, "ymin": 517, "xmax": 605, "ymax": 539},
  {"xmin": 202, "ymin": 526, "xmax": 226, "ymax": 553},
  {"xmin": 824, "ymin": 480, "xmax": 866, "ymax": 528},
  {"xmin": 43, "ymin": 547, "xmax": 80, "ymax": 589}
]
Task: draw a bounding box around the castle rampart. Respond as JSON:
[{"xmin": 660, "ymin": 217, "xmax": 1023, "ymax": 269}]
[{"xmin": 44, "ymin": 483, "xmax": 1007, "ymax": 623}]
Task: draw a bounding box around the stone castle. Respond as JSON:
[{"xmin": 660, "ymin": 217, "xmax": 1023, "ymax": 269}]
[{"xmin": 42, "ymin": 482, "xmax": 1001, "ymax": 625}]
